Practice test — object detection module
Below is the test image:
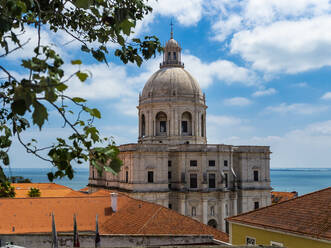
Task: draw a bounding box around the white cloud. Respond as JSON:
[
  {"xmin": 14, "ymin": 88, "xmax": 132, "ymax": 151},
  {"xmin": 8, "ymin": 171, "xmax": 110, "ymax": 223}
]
[
  {"xmin": 114, "ymin": 98, "xmax": 138, "ymax": 117},
  {"xmin": 224, "ymin": 97, "xmax": 252, "ymax": 106},
  {"xmin": 4, "ymin": 26, "xmax": 58, "ymax": 61},
  {"xmin": 265, "ymin": 103, "xmax": 328, "ymax": 115},
  {"xmin": 208, "ymin": 115, "xmax": 243, "ymax": 126},
  {"xmin": 252, "ymin": 88, "xmax": 277, "ymax": 97},
  {"xmin": 321, "ymin": 92, "xmax": 331, "ymax": 100},
  {"xmin": 231, "ymin": 16, "xmax": 331, "ymax": 74},
  {"xmin": 151, "ymin": 0, "xmax": 204, "ymax": 26},
  {"xmin": 183, "ymin": 53, "xmax": 258, "ymax": 88},
  {"xmin": 293, "ymin": 82, "xmax": 309, "ymax": 88},
  {"xmin": 212, "ymin": 15, "xmax": 242, "ymax": 42},
  {"xmin": 65, "ymin": 63, "xmax": 138, "ymax": 100}
]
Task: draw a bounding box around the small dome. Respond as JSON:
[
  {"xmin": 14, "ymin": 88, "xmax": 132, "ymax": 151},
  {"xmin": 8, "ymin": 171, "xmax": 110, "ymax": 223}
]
[
  {"xmin": 165, "ymin": 38, "xmax": 179, "ymax": 48},
  {"xmin": 141, "ymin": 67, "xmax": 202, "ymax": 98}
]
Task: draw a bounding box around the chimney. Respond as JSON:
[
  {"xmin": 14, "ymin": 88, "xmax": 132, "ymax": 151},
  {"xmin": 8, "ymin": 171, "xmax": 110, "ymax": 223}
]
[{"xmin": 110, "ymin": 193, "xmax": 118, "ymax": 212}]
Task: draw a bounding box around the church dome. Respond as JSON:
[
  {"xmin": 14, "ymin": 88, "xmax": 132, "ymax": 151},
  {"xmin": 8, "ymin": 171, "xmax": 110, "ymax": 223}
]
[{"xmin": 141, "ymin": 67, "xmax": 202, "ymax": 98}]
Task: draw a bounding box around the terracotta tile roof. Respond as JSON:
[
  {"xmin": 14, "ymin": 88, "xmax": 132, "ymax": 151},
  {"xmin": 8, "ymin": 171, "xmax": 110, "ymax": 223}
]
[
  {"xmin": 271, "ymin": 191, "xmax": 298, "ymax": 203},
  {"xmin": 228, "ymin": 187, "xmax": 331, "ymax": 241},
  {"xmin": 79, "ymin": 186, "xmax": 89, "ymax": 192},
  {"xmin": 100, "ymin": 197, "xmax": 228, "ymax": 242},
  {"xmin": 0, "ymin": 193, "xmax": 228, "ymax": 242},
  {"xmin": 12, "ymin": 183, "xmax": 79, "ymax": 198}
]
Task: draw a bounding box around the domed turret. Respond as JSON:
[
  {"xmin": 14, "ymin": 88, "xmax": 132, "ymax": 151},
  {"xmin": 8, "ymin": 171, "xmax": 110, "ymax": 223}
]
[{"xmin": 137, "ymin": 27, "xmax": 207, "ymax": 145}]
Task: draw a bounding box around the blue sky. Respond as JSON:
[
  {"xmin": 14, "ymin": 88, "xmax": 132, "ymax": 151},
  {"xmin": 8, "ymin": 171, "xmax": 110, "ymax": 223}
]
[{"xmin": 3, "ymin": 0, "xmax": 331, "ymax": 169}]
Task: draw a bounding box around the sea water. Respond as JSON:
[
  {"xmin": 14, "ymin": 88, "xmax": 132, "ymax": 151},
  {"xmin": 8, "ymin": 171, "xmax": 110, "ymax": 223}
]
[{"xmin": 3, "ymin": 167, "xmax": 331, "ymax": 195}]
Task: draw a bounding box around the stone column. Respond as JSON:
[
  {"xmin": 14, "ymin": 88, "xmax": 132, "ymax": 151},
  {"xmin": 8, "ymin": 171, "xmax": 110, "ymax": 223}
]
[
  {"xmin": 202, "ymin": 197, "xmax": 208, "ymax": 224},
  {"xmin": 231, "ymin": 192, "xmax": 238, "ymax": 216},
  {"xmin": 147, "ymin": 110, "xmax": 151, "ymax": 137},
  {"xmin": 138, "ymin": 110, "xmax": 141, "ymax": 138},
  {"xmin": 180, "ymin": 194, "xmax": 186, "ymax": 215}
]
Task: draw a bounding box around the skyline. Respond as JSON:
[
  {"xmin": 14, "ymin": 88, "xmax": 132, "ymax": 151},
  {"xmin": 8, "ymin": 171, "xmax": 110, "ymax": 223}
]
[{"xmin": 3, "ymin": 0, "xmax": 331, "ymax": 169}]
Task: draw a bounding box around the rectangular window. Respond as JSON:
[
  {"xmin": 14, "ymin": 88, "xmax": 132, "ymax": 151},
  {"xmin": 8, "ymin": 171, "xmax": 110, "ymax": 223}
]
[
  {"xmin": 224, "ymin": 160, "xmax": 228, "ymax": 167},
  {"xmin": 254, "ymin": 201, "xmax": 259, "ymax": 210},
  {"xmin": 224, "ymin": 173, "xmax": 228, "ymax": 188},
  {"xmin": 147, "ymin": 171, "xmax": 154, "ymax": 183},
  {"xmin": 190, "ymin": 173, "xmax": 197, "ymax": 188},
  {"xmin": 246, "ymin": 237, "xmax": 256, "ymax": 246},
  {"xmin": 190, "ymin": 160, "xmax": 197, "ymax": 167},
  {"xmin": 160, "ymin": 121, "xmax": 166, "ymax": 132},
  {"xmin": 168, "ymin": 204, "xmax": 172, "ymax": 209},
  {"xmin": 209, "ymin": 160, "xmax": 215, "ymax": 167},
  {"xmin": 254, "ymin": 170, "xmax": 259, "ymax": 181},
  {"xmin": 168, "ymin": 171, "xmax": 172, "ymax": 179},
  {"xmin": 168, "ymin": 160, "xmax": 172, "ymax": 167},
  {"xmin": 125, "ymin": 171, "xmax": 128, "ymax": 183},
  {"xmin": 209, "ymin": 173, "xmax": 216, "ymax": 188},
  {"xmin": 181, "ymin": 121, "xmax": 188, "ymax": 133}
]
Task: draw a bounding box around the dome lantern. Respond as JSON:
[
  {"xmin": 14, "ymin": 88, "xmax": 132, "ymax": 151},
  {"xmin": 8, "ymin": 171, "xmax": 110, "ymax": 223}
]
[{"xmin": 160, "ymin": 23, "xmax": 184, "ymax": 68}]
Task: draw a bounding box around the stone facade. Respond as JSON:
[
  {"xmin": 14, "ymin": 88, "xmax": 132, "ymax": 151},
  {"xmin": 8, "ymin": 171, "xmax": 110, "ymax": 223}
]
[{"xmin": 89, "ymin": 33, "xmax": 272, "ymax": 233}]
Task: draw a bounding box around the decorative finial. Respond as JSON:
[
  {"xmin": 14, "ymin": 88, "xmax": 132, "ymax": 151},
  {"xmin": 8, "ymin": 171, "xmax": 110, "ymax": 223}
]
[{"xmin": 170, "ymin": 19, "xmax": 174, "ymax": 39}]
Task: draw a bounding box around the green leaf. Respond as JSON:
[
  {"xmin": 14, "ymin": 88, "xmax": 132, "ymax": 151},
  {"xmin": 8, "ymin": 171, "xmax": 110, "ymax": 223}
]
[
  {"xmin": 91, "ymin": 108, "xmax": 101, "ymax": 118},
  {"xmin": 83, "ymin": 107, "xmax": 101, "ymax": 118},
  {"xmin": 56, "ymin": 83, "xmax": 68, "ymax": 92},
  {"xmin": 76, "ymin": 71, "xmax": 88, "ymax": 82},
  {"xmin": 47, "ymin": 172, "xmax": 54, "ymax": 182},
  {"xmin": 72, "ymin": 97, "xmax": 86, "ymax": 103},
  {"xmin": 81, "ymin": 45, "xmax": 90, "ymax": 53},
  {"xmin": 11, "ymin": 99, "xmax": 26, "ymax": 116},
  {"xmin": 104, "ymin": 165, "xmax": 117, "ymax": 175},
  {"xmin": 121, "ymin": 19, "xmax": 134, "ymax": 36},
  {"xmin": 71, "ymin": 59, "xmax": 82, "ymax": 65},
  {"xmin": 74, "ymin": 0, "xmax": 90, "ymax": 9},
  {"xmin": 32, "ymin": 101, "xmax": 48, "ymax": 130}
]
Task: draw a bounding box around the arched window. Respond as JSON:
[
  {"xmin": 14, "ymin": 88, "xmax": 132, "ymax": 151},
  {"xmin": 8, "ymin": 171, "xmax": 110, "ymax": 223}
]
[
  {"xmin": 181, "ymin": 111, "xmax": 192, "ymax": 136},
  {"xmin": 207, "ymin": 219, "xmax": 217, "ymax": 228},
  {"xmin": 201, "ymin": 114, "xmax": 205, "ymax": 137},
  {"xmin": 173, "ymin": 52, "xmax": 177, "ymax": 60},
  {"xmin": 191, "ymin": 207, "xmax": 196, "ymax": 216},
  {"xmin": 156, "ymin": 112, "xmax": 167, "ymax": 136},
  {"xmin": 141, "ymin": 114, "xmax": 146, "ymax": 137}
]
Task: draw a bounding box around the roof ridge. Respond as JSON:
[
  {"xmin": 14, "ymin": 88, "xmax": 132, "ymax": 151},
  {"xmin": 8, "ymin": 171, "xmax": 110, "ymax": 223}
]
[
  {"xmin": 228, "ymin": 187, "xmax": 331, "ymax": 221},
  {"xmin": 136, "ymin": 206, "xmax": 163, "ymax": 234}
]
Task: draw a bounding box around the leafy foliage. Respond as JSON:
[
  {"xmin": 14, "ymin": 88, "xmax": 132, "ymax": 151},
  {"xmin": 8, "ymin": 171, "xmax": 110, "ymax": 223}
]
[
  {"xmin": 9, "ymin": 176, "xmax": 32, "ymax": 183},
  {"xmin": 0, "ymin": 0, "xmax": 162, "ymax": 184},
  {"xmin": 0, "ymin": 181, "xmax": 15, "ymax": 197},
  {"xmin": 28, "ymin": 187, "xmax": 41, "ymax": 197}
]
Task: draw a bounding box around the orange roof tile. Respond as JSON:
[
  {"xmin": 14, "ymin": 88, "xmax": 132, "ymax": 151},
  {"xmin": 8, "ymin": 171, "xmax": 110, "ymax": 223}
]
[
  {"xmin": 100, "ymin": 198, "xmax": 228, "ymax": 242},
  {"xmin": 271, "ymin": 191, "xmax": 297, "ymax": 203},
  {"xmin": 0, "ymin": 193, "xmax": 228, "ymax": 242},
  {"xmin": 12, "ymin": 183, "xmax": 84, "ymax": 198},
  {"xmin": 228, "ymin": 187, "xmax": 331, "ymax": 241}
]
